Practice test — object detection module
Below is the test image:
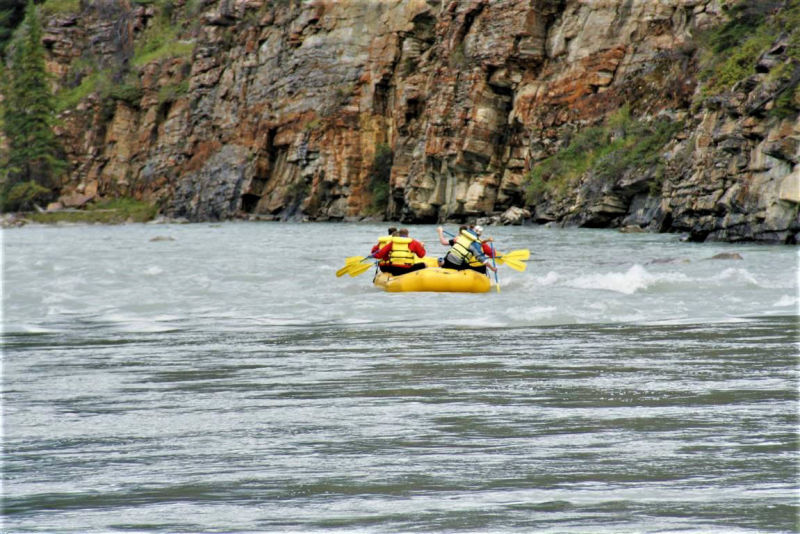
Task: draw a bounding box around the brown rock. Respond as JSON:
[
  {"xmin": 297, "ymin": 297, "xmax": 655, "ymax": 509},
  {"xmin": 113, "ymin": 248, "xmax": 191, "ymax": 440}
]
[
  {"xmin": 59, "ymin": 193, "xmax": 94, "ymax": 208},
  {"xmin": 706, "ymin": 252, "xmax": 743, "ymax": 260}
]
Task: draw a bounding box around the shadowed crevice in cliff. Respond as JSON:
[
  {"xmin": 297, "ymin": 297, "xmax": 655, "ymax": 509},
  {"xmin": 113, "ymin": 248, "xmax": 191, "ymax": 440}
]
[{"xmin": 168, "ymin": 145, "xmax": 252, "ymax": 222}]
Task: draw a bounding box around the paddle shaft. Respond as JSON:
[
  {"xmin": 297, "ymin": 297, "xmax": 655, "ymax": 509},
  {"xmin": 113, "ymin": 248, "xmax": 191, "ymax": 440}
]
[{"xmin": 490, "ymin": 243, "xmax": 500, "ymax": 292}]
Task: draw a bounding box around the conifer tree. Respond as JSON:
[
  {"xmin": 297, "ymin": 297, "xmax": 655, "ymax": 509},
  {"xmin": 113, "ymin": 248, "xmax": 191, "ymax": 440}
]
[
  {"xmin": 0, "ymin": 0, "xmax": 27, "ymax": 59},
  {"xmin": 1, "ymin": 0, "xmax": 64, "ymax": 211}
]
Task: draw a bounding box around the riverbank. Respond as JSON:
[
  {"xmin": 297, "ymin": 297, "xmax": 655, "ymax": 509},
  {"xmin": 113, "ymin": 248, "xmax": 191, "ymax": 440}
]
[{"xmin": 1, "ymin": 198, "xmax": 160, "ymax": 228}]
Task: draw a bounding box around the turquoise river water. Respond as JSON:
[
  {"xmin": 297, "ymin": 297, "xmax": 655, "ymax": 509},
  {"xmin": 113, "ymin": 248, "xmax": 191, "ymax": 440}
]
[{"xmin": 2, "ymin": 221, "xmax": 798, "ymax": 532}]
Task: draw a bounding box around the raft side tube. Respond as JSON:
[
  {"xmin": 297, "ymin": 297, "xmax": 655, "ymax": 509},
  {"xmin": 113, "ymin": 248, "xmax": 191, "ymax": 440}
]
[{"xmin": 374, "ymin": 267, "xmax": 491, "ymax": 293}]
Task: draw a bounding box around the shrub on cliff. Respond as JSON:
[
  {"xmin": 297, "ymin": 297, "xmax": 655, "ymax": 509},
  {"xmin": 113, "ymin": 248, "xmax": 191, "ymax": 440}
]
[
  {"xmin": 699, "ymin": 0, "xmax": 798, "ymax": 96},
  {"xmin": 525, "ymin": 124, "xmax": 618, "ymax": 203},
  {"xmin": 594, "ymin": 119, "xmax": 683, "ymax": 186},
  {"xmin": 40, "ymin": 0, "xmax": 80, "ymax": 15},
  {"xmin": 525, "ymin": 107, "xmax": 681, "ymax": 204},
  {"xmin": 1, "ymin": 0, "xmax": 66, "ymax": 211},
  {"xmin": 132, "ymin": 5, "xmax": 194, "ymax": 67},
  {"xmin": 1, "ymin": 180, "xmax": 51, "ymax": 212}
]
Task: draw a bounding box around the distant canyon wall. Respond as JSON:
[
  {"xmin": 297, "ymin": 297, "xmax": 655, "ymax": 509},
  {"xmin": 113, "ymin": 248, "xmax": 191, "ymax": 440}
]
[{"xmin": 41, "ymin": 0, "xmax": 800, "ymax": 242}]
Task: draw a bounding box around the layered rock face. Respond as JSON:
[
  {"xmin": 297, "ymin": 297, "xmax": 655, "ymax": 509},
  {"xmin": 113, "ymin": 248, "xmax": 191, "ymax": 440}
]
[{"xmin": 42, "ymin": 0, "xmax": 799, "ymax": 243}]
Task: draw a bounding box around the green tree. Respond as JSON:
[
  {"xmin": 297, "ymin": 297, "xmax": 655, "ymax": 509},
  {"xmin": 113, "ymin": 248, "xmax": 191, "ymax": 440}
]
[
  {"xmin": 1, "ymin": 0, "xmax": 65, "ymax": 210},
  {"xmin": 0, "ymin": 0, "xmax": 27, "ymax": 59}
]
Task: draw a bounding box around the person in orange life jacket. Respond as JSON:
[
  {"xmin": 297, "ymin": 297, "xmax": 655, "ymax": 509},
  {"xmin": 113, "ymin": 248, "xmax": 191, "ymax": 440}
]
[
  {"xmin": 373, "ymin": 228, "xmax": 427, "ymax": 276},
  {"xmin": 437, "ymin": 224, "xmax": 497, "ymax": 273},
  {"xmin": 371, "ymin": 227, "xmax": 397, "ymax": 273}
]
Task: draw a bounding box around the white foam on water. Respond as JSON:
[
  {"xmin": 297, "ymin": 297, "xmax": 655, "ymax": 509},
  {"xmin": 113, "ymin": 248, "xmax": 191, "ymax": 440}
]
[
  {"xmin": 96, "ymin": 311, "xmax": 181, "ymax": 333},
  {"xmin": 711, "ymin": 267, "xmax": 760, "ymax": 287},
  {"xmin": 42, "ymin": 293, "xmax": 72, "ymax": 304},
  {"xmin": 566, "ymin": 264, "xmax": 667, "ymax": 295},
  {"xmin": 773, "ymin": 294, "xmax": 799, "ymax": 308},
  {"xmin": 536, "ymin": 271, "xmax": 561, "ymax": 286},
  {"xmin": 559, "ymin": 263, "xmax": 770, "ymax": 297},
  {"xmin": 6, "ymin": 323, "xmax": 57, "ymax": 334},
  {"xmin": 504, "ymin": 305, "xmax": 564, "ymax": 326}
]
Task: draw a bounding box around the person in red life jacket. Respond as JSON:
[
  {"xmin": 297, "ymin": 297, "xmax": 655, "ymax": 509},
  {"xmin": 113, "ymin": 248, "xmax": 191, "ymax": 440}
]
[
  {"xmin": 437, "ymin": 225, "xmax": 497, "ymax": 274},
  {"xmin": 371, "ymin": 227, "xmax": 397, "ymax": 273},
  {"xmin": 373, "ymin": 228, "xmax": 427, "ymax": 276},
  {"xmin": 437, "ymin": 224, "xmax": 497, "ymax": 273}
]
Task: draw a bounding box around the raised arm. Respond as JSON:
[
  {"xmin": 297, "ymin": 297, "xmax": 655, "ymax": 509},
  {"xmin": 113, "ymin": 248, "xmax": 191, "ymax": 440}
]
[{"xmin": 437, "ymin": 226, "xmax": 450, "ymax": 246}]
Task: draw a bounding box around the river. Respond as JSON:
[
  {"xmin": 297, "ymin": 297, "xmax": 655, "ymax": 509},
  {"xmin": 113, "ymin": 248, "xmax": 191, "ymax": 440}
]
[{"xmin": 2, "ymin": 221, "xmax": 798, "ymax": 532}]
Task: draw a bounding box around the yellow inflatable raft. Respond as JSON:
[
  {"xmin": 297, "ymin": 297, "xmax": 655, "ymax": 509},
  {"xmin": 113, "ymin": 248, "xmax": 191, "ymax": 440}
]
[{"xmin": 373, "ymin": 267, "xmax": 491, "ymax": 293}]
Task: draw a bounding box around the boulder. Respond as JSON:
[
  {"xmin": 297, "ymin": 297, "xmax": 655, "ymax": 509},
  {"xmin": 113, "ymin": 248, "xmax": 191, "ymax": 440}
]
[
  {"xmin": 706, "ymin": 252, "xmax": 743, "ymax": 260},
  {"xmin": 59, "ymin": 192, "xmax": 94, "ymax": 208},
  {"xmin": 499, "ymin": 206, "xmax": 531, "ymax": 225}
]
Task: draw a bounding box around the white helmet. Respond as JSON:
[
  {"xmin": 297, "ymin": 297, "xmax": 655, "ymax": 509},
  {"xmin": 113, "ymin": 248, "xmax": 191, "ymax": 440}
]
[{"xmin": 473, "ymin": 225, "xmax": 484, "ymax": 235}]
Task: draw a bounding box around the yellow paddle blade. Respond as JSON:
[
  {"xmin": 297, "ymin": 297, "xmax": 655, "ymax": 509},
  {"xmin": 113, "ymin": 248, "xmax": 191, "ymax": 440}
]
[
  {"xmin": 336, "ymin": 256, "xmax": 367, "ymax": 277},
  {"xmin": 348, "ymin": 261, "xmax": 375, "ymax": 277},
  {"xmin": 502, "ymin": 258, "xmax": 527, "ymax": 272},
  {"xmin": 336, "ymin": 264, "xmax": 353, "ymax": 277},
  {"xmin": 502, "ymin": 249, "xmax": 530, "ymax": 261}
]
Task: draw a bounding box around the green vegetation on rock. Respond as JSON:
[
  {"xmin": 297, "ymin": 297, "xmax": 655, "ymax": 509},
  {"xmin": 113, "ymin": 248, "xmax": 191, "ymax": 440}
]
[
  {"xmin": 28, "ymin": 198, "xmax": 158, "ymax": 224},
  {"xmin": 699, "ymin": 0, "xmax": 800, "ymax": 97},
  {"xmin": 526, "ymin": 126, "xmax": 612, "ymax": 202},
  {"xmin": 56, "ymin": 69, "xmax": 144, "ymax": 111},
  {"xmin": 157, "ymin": 80, "xmax": 189, "ymax": 105},
  {"xmin": 1, "ymin": 180, "xmax": 51, "ymax": 211},
  {"xmin": 50, "ymin": 0, "xmax": 192, "ymax": 112},
  {"xmin": 40, "ymin": 0, "xmax": 80, "ymax": 15},
  {"xmin": 524, "ymin": 106, "xmax": 682, "ymax": 203},
  {"xmin": 132, "ymin": 6, "xmax": 194, "ymax": 67}
]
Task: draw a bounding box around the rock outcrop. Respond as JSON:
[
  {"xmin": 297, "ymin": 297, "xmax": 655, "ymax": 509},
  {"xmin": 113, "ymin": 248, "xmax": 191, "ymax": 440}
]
[{"xmin": 22, "ymin": 0, "xmax": 800, "ymax": 243}]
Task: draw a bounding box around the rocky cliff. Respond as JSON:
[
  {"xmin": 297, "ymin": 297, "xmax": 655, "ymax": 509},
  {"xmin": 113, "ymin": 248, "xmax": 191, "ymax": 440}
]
[{"xmin": 31, "ymin": 0, "xmax": 800, "ymax": 243}]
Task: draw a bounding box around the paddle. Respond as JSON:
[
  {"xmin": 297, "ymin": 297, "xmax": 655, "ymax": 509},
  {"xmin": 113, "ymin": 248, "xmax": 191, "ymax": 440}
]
[
  {"xmin": 501, "ymin": 257, "xmax": 527, "ymax": 272},
  {"xmin": 336, "ymin": 254, "xmax": 376, "ymax": 277},
  {"xmin": 348, "ymin": 260, "xmax": 377, "ymax": 277},
  {"xmin": 495, "ymin": 249, "xmax": 530, "ymax": 265},
  {"xmin": 490, "ymin": 243, "xmax": 500, "ymax": 293},
  {"xmin": 336, "ymin": 259, "xmax": 360, "ymax": 277}
]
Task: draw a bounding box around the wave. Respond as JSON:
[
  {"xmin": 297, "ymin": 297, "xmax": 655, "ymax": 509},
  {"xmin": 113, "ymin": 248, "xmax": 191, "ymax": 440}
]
[
  {"xmin": 712, "ymin": 267, "xmax": 760, "ymax": 287},
  {"xmin": 535, "ymin": 264, "xmax": 767, "ymax": 295},
  {"xmin": 564, "ymin": 264, "xmax": 687, "ymax": 295},
  {"xmin": 773, "ymin": 295, "xmax": 799, "ymax": 308}
]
